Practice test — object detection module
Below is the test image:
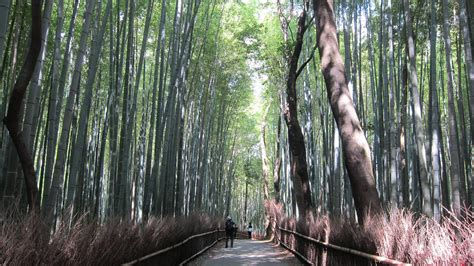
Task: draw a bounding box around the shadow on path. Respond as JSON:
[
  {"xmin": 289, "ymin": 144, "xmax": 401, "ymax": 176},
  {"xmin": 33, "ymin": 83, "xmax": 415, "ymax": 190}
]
[{"xmin": 187, "ymin": 239, "xmax": 303, "ymax": 265}]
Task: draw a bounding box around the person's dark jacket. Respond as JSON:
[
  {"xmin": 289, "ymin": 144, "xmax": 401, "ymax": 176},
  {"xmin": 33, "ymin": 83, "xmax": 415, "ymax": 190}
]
[{"xmin": 225, "ymin": 220, "xmax": 235, "ymax": 236}]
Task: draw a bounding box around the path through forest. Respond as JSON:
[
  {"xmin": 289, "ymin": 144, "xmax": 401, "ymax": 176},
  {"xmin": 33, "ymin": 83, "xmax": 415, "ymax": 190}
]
[{"xmin": 188, "ymin": 239, "xmax": 302, "ymax": 265}]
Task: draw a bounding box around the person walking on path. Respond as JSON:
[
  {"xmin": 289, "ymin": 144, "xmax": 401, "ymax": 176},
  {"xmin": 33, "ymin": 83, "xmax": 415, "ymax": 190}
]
[
  {"xmin": 247, "ymin": 222, "xmax": 253, "ymax": 239},
  {"xmin": 225, "ymin": 216, "xmax": 236, "ymax": 248}
]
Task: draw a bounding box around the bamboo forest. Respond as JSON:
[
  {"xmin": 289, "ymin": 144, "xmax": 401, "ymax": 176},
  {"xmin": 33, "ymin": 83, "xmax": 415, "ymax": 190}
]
[{"xmin": 0, "ymin": 0, "xmax": 473, "ymax": 264}]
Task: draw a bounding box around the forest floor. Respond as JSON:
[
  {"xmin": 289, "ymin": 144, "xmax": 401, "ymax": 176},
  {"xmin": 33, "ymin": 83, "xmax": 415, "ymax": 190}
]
[{"xmin": 187, "ymin": 238, "xmax": 303, "ymax": 265}]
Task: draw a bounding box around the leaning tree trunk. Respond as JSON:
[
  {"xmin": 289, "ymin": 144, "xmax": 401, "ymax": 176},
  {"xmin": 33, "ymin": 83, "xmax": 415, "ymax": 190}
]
[
  {"xmin": 313, "ymin": 0, "xmax": 382, "ymax": 224},
  {"xmin": 3, "ymin": 0, "xmax": 42, "ymax": 212},
  {"xmin": 22, "ymin": 0, "xmax": 52, "ymax": 155},
  {"xmin": 282, "ymin": 0, "xmax": 313, "ymax": 218},
  {"xmin": 1, "ymin": 1, "xmax": 25, "ymax": 210}
]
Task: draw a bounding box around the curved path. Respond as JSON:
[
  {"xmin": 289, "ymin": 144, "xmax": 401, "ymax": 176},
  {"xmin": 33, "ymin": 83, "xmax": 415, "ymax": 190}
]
[{"xmin": 187, "ymin": 239, "xmax": 303, "ymax": 265}]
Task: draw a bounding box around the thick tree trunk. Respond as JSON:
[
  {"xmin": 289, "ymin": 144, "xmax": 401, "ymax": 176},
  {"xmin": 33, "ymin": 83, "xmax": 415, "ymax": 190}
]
[
  {"xmin": 3, "ymin": 0, "xmax": 41, "ymax": 212},
  {"xmin": 313, "ymin": 0, "xmax": 382, "ymax": 224},
  {"xmin": 2, "ymin": 0, "xmax": 26, "ymax": 210}
]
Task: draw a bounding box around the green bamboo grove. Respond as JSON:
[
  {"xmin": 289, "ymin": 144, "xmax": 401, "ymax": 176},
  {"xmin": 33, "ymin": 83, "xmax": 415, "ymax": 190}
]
[{"xmin": 0, "ymin": 0, "xmax": 472, "ymax": 232}]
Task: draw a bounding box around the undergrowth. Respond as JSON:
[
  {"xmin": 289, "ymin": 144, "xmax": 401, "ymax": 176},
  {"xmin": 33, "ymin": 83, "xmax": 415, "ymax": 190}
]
[
  {"xmin": 0, "ymin": 211, "xmax": 221, "ymax": 265},
  {"xmin": 1, "ymin": 207, "xmax": 472, "ymax": 265},
  {"xmin": 277, "ymin": 206, "xmax": 473, "ymax": 264}
]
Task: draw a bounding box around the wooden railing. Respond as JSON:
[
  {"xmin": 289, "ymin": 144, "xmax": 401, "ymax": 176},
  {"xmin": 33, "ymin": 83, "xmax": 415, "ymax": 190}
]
[
  {"xmin": 277, "ymin": 226, "xmax": 410, "ymax": 265},
  {"xmin": 123, "ymin": 225, "xmax": 409, "ymax": 265},
  {"xmin": 123, "ymin": 229, "xmax": 225, "ymax": 266}
]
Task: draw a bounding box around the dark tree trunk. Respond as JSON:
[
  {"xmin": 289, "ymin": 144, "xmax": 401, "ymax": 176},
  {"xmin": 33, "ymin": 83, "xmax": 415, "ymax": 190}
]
[
  {"xmin": 3, "ymin": 0, "xmax": 41, "ymax": 212},
  {"xmin": 313, "ymin": 0, "xmax": 382, "ymax": 224},
  {"xmin": 283, "ymin": 0, "xmax": 313, "ymax": 218}
]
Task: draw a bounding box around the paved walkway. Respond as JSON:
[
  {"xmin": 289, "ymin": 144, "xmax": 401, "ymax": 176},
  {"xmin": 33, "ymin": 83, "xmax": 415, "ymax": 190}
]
[{"xmin": 188, "ymin": 239, "xmax": 303, "ymax": 265}]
